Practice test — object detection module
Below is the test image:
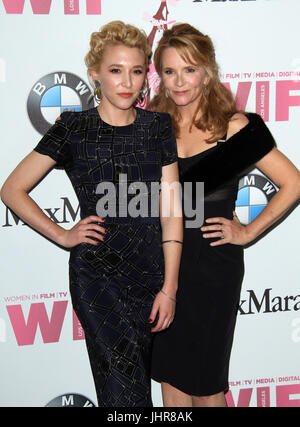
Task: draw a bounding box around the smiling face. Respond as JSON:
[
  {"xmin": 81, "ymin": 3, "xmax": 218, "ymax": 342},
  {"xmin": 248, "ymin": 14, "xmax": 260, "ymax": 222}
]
[
  {"xmin": 90, "ymin": 44, "xmax": 146, "ymax": 111},
  {"xmin": 161, "ymin": 47, "xmax": 208, "ymax": 110}
]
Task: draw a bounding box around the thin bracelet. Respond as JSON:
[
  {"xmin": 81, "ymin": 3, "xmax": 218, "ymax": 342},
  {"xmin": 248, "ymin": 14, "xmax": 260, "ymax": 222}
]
[
  {"xmin": 161, "ymin": 240, "xmax": 183, "ymax": 245},
  {"xmin": 160, "ymin": 289, "xmax": 176, "ymax": 302}
]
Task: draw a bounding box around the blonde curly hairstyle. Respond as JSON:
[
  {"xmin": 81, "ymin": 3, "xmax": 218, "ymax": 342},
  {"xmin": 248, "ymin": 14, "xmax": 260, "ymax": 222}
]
[{"xmin": 85, "ymin": 21, "xmax": 152, "ymax": 98}]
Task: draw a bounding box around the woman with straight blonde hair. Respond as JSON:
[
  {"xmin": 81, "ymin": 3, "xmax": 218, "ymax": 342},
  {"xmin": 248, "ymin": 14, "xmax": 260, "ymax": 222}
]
[
  {"xmin": 149, "ymin": 23, "xmax": 300, "ymax": 407},
  {"xmin": 1, "ymin": 21, "xmax": 182, "ymax": 407}
]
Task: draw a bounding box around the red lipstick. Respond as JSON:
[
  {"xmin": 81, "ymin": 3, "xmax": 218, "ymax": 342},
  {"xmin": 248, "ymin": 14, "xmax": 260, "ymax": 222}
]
[
  {"xmin": 118, "ymin": 93, "xmax": 133, "ymax": 98},
  {"xmin": 173, "ymin": 90, "xmax": 188, "ymax": 96}
]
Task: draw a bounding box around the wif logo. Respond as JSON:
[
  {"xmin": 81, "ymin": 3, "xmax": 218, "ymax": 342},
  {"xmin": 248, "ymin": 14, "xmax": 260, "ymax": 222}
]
[{"xmin": 1, "ymin": 0, "xmax": 101, "ymax": 14}]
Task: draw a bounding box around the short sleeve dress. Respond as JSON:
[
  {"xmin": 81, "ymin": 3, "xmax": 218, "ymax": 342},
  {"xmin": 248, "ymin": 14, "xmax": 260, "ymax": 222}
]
[
  {"xmin": 151, "ymin": 113, "xmax": 276, "ymax": 397},
  {"xmin": 33, "ymin": 106, "xmax": 178, "ymax": 407}
]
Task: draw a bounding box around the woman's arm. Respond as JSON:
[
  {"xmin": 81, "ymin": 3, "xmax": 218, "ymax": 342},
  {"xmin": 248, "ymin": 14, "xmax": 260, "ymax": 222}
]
[
  {"xmin": 0, "ymin": 151, "xmax": 105, "ymax": 247},
  {"xmin": 202, "ymin": 147, "xmax": 300, "ymax": 246},
  {"xmin": 243, "ymin": 147, "xmax": 300, "ymax": 241},
  {"xmin": 160, "ymin": 161, "xmax": 183, "ymax": 294},
  {"xmin": 150, "ymin": 161, "xmax": 183, "ymax": 332}
]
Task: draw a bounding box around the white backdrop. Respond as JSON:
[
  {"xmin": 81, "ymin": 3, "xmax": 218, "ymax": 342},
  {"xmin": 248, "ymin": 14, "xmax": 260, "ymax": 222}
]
[{"xmin": 0, "ymin": 0, "xmax": 299, "ymax": 407}]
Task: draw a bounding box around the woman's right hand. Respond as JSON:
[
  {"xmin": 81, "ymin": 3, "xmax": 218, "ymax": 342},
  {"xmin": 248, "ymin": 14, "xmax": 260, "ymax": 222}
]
[
  {"xmin": 149, "ymin": 287, "xmax": 176, "ymax": 333},
  {"xmin": 58, "ymin": 215, "xmax": 106, "ymax": 248}
]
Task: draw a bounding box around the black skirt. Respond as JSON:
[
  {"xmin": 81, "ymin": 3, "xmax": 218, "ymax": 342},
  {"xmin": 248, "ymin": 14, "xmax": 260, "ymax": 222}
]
[{"xmin": 151, "ymin": 164, "xmax": 244, "ymax": 396}]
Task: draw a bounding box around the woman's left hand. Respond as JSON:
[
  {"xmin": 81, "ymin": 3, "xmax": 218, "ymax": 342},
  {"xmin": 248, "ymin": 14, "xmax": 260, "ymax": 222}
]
[{"xmin": 201, "ymin": 211, "xmax": 253, "ymax": 246}]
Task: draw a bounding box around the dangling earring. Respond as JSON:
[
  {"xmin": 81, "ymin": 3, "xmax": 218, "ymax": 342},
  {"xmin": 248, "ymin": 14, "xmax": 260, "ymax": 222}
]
[
  {"xmin": 203, "ymin": 77, "xmax": 210, "ymax": 98},
  {"xmin": 202, "ymin": 83, "xmax": 209, "ymax": 100},
  {"xmin": 139, "ymin": 85, "xmax": 149, "ymax": 101},
  {"xmin": 165, "ymin": 89, "xmax": 169, "ymax": 98},
  {"xmin": 94, "ymin": 80, "xmax": 102, "ymax": 101},
  {"xmin": 136, "ymin": 79, "xmax": 149, "ymax": 105}
]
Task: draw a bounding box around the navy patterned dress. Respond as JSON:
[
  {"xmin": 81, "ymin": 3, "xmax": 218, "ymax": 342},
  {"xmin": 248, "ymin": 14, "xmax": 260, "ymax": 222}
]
[{"xmin": 33, "ymin": 107, "xmax": 178, "ymax": 407}]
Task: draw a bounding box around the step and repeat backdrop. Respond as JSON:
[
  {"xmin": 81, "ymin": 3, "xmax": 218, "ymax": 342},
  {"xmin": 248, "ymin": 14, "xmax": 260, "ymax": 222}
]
[{"xmin": 0, "ymin": 0, "xmax": 299, "ymax": 407}]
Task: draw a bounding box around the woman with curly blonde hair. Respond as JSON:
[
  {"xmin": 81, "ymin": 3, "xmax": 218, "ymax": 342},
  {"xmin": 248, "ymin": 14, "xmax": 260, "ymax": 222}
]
[
  {"xmin": 150, "ymin": 23, "xmax": 300, "ymax": 407},
  {"xmin": 1, "ymin": 21, "xmax": 182, "ymax": 407}
]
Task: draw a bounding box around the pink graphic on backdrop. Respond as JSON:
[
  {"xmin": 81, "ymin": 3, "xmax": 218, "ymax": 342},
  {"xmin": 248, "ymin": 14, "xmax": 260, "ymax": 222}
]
[
  {"xmin": 64, "ymin": 0, "xmax": 101, "ymax": 15},
  {"xmin": 226, "ymin": 383, "xmax": 300, "ymax": 407},
  {"xmin": 257, "ymin": 387, "xmax": 270, "ymax": 407},
  {"xmin": 223, "ymin": 81, "xmax": 252, "ymax": 112},
  {"xmin": 276, "ymin": 80, "xmax": 300, "ymax": 121},
  {"xmin": 136, "ymin": 63, "xmax": 161, "ymax": 109},
  {"xmin": 86, "ymin": 0, "xmax": 101, "ymax": 15},
  {"xmin": 2, "ymin": 0, "xmax": 101, "ymax": 14},
  {"xmin": 143, "ymin": 11, "xmax": 176, "ymax": 29},
  {"xmin": 140, "ymin": 0, "xmax": 178, "ymax": 104},
  {"xmin": 2, "ymin": 0, "xmax": 52, "ymax": 14},
  {"xmin": 64, "ymin": 0, "xmax": 79, "ymax": 14},
  {"xmin": 223, "ymin": 78, "xmax": 300, "ymax": 122},
  {"xmin": 256, "ymin": 81, "xmax": 270, "ymax": 122},
  {"xmin": 226, "ymin": 388, "xmax": 253, "ymax": 407},
  {"xmin": 7, "ymin": 301, "xmax": 68, "ymax": 346},
  {"xmin": 148, "ymin": 63, "xmax": 160, "ymax": 96},
  {"xmin": 276, "ymin": 384, "xmax": 300, "ymax": 407},
  {"xmin": 146, "ymin": 0, "xmax": 177, "ymax": 50},
  {"xmin": 72, "ymin": 309, "xmax": 85, "ymax": 341}
]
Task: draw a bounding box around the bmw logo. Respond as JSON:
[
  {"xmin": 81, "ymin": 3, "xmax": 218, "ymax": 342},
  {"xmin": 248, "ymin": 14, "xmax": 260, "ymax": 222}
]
[
  {"xmin": 235, "ymin": 173, "xmax": 278, "ymax": 225},
  {"xmin": 27, "ymin": 72, "xmax": 93, "ymax": 135},
  {"xmin": 45, "ymin": 393, "xmax": 96, "ymax": 407}
]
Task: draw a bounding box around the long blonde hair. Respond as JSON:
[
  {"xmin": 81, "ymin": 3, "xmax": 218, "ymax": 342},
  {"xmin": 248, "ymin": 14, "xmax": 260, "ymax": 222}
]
[{"xmin": 148, "ymin": 23, "xmax": 236, "ymax": 142}]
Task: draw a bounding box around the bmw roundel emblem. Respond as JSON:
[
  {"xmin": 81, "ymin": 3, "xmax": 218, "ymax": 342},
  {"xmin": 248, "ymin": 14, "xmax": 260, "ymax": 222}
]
[
  {"xmin": 45, "ymin": 393, "xmax": 96, "ymax": 407},
  {"xmin": 235, "ymin": 173, "xmax": 278, "ymax": 225},
  {"xmin": 27, "ymin": 71, "xmax": 93, "ymax": 135}
]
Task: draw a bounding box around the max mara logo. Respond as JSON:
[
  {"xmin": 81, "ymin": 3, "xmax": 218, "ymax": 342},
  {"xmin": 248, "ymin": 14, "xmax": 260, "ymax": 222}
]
[
  {"xmin": 239, "ymin": 288, "xmax": 300, "ymax": 315},
  {"xmin": 1, "ymin": 0, "xmax": 101, "ymax": 14}
]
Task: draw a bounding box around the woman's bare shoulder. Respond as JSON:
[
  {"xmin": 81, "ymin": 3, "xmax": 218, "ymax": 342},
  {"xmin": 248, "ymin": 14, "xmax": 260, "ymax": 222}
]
[{"xmin": 227, "ymin": 112, "xmax": 249, "ymax": 139}]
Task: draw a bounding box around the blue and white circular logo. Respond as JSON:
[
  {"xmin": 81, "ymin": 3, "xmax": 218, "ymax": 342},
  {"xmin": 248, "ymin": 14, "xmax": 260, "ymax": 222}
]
[
  {"xmin": 45, "ymin": 393, "xmax": 96, "ymax": 407},
  {"xmin": 235, "ymin": 173, "xmax": 278, "ymax": 225},
  {"xmin": 27, "ymin": 72, "xmax": 93, "ymax": 134}
]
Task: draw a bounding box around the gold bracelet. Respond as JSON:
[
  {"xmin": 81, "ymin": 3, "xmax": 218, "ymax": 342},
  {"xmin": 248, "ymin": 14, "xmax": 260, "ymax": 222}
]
[
  {"xmin": 160, "ymin": 289, "xmax": 176, "ymax": 303},
  {"xmin": 161, "ymin": 240, "xmax": 183, "ymax": 245}
]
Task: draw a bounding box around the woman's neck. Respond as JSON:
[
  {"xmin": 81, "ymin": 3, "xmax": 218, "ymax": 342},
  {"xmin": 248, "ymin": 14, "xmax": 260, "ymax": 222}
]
[
  {"xmin": 97, "ymin": 101, "xmax": 136, "ymax": 126},
  {"xmin": 177, "ymin": 102, "xmax": 202, "ymax": 127}
]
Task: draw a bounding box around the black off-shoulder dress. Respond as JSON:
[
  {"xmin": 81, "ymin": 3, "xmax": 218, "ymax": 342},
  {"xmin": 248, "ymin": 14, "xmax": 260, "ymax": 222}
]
[
  {"xmin": 151, "ymin": 113, "xmax": 275, "ymax": 396},
  {"xmin": 33, "ymin": 107, "xmax": 178, "ymax": 407}
]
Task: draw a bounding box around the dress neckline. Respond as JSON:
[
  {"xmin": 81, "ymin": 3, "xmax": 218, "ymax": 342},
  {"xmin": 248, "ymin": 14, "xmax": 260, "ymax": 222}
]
[
  {"xmin": 178, "ymin": 114, "xmax": 252, "ymax": 160},
  {"xmin": 178, "ymin": 141, "xmax": 222, "ymax": 160},
  {"xmin": 92, "ymin": 106, "xmax": 140, "ymax": 128}
]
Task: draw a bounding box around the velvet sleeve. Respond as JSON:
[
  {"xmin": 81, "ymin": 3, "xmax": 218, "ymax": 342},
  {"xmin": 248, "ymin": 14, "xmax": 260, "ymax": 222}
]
[{"xmin": 180, "ymin": 113, "xmax": 276, "ymax": 194}]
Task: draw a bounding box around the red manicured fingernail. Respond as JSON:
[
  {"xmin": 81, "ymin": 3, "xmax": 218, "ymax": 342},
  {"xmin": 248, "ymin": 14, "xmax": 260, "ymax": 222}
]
[{"xmin": 148, "ymin": 318, "xmax": 153, "ymax": 323}]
